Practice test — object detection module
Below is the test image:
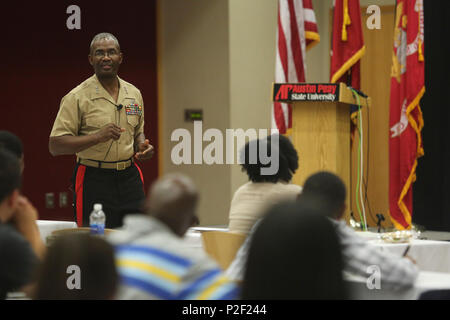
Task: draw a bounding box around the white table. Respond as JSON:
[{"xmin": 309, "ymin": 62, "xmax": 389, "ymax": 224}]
[
  {"xmin": 369, "ymin": 239, "xmax": 450, "ymax": 273},
  {"xmin": 346, "ymin": 271, "xmax": 450, "ymax": 299},
  {"xmin": 36, "ymin": 220, "xmax": 78, "ymax": 243},
  {"xmin": 354, "ymin": 230, "xmax": 382, "ymax": 240},
  {"xmin": 331, "ymin": 230, "xmax": 450, "ymax": 273}
]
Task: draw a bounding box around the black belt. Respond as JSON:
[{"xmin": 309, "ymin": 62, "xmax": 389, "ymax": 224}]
[{"xmin": 78, "ymin": 158, "xmax": 133, "ymax": 170}]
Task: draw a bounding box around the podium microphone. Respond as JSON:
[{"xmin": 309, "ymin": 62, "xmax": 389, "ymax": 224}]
[
  {"xmin": 376, "ymin": 213, "xmax": 385, "ymax": 233},
  {"xmin": 348, "ymin": 86, "xmax": 368, "ymax": 98}
]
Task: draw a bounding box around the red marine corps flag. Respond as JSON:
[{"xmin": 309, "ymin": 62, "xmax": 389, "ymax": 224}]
[
  {"xmin": 389, "ymin": 0, "xmax": 425, "ymax": 229},
  {"xmin": 330, "ymin": 0, "xmax": 365, "ymax": 123},
  {"xmin": 272, "ymin": 0, "xmax": 320, "ymax": 134}
]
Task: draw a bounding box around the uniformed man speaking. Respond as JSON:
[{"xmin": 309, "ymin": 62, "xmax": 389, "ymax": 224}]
[{"xmin": 49, "ymin": 33, "xmax": 154, "ymax": 228}]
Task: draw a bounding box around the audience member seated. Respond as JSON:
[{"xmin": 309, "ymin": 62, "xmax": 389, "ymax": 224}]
[
  {"xmin": 0, "ymin": 150, "xmax": 41, "ymax": 299},
  {"xmin": 0, "ymin": 224, "xmax": 38, "ymax": 299},
  {"xmin": 0, "ymin": 130, "xmax": 25, "ymax": 174},
  {"xmin": 241, "ymin": 201, "xmax": 348, "ymax": 299},
  {"xmin": 228, "ymin": 134, "xmax": 302, "ymax": 235},
  {"xmin": 108, "ymin": 173, "xmax": 239, "ymax": 300},
  {"xmin": 228, "ymin": 171, "xmax": 420, "ymax": 290},
  {"xmin": 418, "ymin": 289, "xmax": 450, "ymax": 300},
  {"xmin": 33, "ymin": 233, "xmax": 118, "ymax": 300},
  {"xmin": 299, "ymin": 171, "xmax": 419, "ymax": 290}
]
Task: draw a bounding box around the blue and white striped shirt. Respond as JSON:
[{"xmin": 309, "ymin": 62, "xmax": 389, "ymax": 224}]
[{"xmin": 109, "ymin": 215, "xmax": 239, "ymax": 300}]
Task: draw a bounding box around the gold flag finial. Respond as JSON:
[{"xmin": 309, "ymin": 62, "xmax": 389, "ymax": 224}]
[{"xmin": 341, "ymin": 0, "xmax": 352, "ymax": 41}]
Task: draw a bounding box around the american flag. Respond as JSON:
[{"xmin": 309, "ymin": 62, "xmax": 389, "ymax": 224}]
[{"xmin": 272, "ymin": 0, "xmax": 320, "ymax": 134}]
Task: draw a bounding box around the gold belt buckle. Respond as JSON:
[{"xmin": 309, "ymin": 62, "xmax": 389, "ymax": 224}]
[{"xmin": 116, "ymin": 162, "xmax": 127, "ymax": 171}]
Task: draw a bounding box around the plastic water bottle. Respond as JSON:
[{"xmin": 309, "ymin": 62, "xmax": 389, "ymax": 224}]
[{"xmin": 90, "ymin": 203, "xmax": 106, "ymax": 235}]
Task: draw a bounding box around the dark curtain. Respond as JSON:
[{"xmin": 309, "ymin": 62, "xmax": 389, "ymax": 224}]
[{"xmin": 413, "ymin": 0, "xmax": 450, "ymax": 231}]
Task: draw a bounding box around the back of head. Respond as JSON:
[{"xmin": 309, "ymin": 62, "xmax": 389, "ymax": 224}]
[
  {"xmin": 0, "ymin": 224, "xmax": 38, "ymax": 299},
  {"xmin": 242, "ymin": 201, "xmax": 347, "ymax": 299},
  {"xmin": 300, "ymin": 171, "xmax": 347, "ymax": 219},
  {"xmin": 0, "ymin": 131, "xmax": 23, "ymax": 159},
  {"xmin": 33, "ymin": 233, "xmax": 118, "ymax": 300},
  {"xmin": 276, "ymin": 134, "xmax": 299, "ymax": 175},
  {"xmin": 0, "ymin": 149, "xmax": 21, "ymax": 205},
  {"xmin": 240, "ymin": 134, "xmax": 299, "ymax": 183},
  {"xmin": 146, "ymin": 173, "xmax": 199, "ymax": 237}
]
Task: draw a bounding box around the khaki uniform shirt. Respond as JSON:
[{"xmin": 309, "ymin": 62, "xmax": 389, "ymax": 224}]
[{"xmin": 50, "ymin": 74, "xmax": 144, "ymax": 162}]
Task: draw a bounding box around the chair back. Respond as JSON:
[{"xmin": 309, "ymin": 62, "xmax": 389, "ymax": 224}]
[{"xmin": 201, "ymin": 231, "xmax": 246, "ymax": 270}]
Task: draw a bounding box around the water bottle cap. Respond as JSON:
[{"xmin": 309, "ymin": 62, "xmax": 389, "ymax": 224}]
[{"xmin": 94, "ymin": 203, "xmax": 102, "ymax": 211}]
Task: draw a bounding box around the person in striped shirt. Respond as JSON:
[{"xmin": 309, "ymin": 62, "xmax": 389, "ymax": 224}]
[{"xmin": 108, "ymin": 173, "xmax": 239, "ymax": 300}]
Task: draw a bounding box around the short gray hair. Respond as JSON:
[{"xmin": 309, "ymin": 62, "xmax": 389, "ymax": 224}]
[
  {"xmin": 89, "ymin": 33, "xmax": 120, "ymax": 53},
  {"xmin": 149, "ymin": 173, "xmax": 197, "ymax": 207}
]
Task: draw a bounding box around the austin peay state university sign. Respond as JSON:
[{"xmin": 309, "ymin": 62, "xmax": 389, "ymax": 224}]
[{"xmin": 273, "ymin": 83, "xmax": 340, "ymax": 102}]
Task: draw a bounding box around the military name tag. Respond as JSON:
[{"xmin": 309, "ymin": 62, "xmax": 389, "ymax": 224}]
[{"xmin": 125, "ymin": 103, "xmax": 142, "ymax": 116}]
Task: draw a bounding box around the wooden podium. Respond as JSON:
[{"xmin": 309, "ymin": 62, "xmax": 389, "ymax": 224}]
[{"xmin": 273, "ymin": 83, "xmax": 370, "ymax": 221}]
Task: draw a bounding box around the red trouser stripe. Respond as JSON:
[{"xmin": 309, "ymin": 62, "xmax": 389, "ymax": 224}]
[
  {"xmin": 75, "ymin": 165, "xmax": 87, "ymax": 227},
  {"xmin": 134, "ymin": 162, "xmax": 145, "ymax": 193}
]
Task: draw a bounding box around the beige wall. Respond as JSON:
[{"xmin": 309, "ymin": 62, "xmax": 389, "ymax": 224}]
[
  {"xmin": 305, "ymin": 0, "xmax": 332, "ymax": 83},
  {"xmin": 158, "ymin": 0, "xmax": 395, "ymax": 226},
  {"xmin": 158, "ymin": 0, "xmax": 231, "ymax": 226},
  {"xmin": 228, "ymin": 0, "xmax": 278, "ymax": 203}
]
